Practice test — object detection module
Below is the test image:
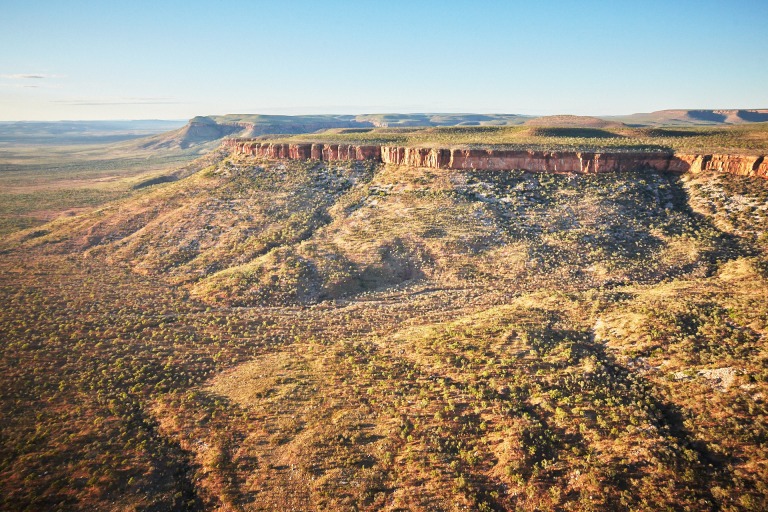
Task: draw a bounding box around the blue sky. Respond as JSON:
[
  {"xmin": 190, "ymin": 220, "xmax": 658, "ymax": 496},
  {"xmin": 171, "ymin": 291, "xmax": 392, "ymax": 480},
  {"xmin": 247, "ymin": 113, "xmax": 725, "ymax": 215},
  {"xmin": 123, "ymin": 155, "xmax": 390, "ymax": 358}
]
[{"xmin": 1, "ymin": 0, "xmax": 766, "ymax": 120}]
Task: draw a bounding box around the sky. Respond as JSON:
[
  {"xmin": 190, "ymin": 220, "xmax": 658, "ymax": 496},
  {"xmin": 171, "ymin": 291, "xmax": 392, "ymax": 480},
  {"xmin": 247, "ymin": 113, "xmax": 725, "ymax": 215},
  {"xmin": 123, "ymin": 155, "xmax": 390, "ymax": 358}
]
[{"xmin": 1, "ymin": 0, "xmax": 767, "ymax": 121}]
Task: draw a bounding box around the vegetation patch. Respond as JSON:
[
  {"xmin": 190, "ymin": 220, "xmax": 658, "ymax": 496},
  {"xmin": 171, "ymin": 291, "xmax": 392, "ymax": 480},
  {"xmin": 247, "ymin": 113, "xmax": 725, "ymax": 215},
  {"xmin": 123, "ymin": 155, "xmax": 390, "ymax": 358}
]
[{"xmin": 2, "ymin": 146, "xmax": 768, "ymax": 510}]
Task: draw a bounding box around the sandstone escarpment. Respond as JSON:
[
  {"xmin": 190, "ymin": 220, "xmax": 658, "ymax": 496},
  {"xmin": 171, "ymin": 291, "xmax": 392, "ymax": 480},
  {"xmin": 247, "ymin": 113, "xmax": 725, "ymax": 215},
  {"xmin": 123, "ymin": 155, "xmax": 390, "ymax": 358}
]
[
  {"xmin": 222, "ymin": 139, "xmax": 768, "ymax": 178},
  {"xmin": 226, "ymin": 140, "xmax": 381, "ymax": 162}
]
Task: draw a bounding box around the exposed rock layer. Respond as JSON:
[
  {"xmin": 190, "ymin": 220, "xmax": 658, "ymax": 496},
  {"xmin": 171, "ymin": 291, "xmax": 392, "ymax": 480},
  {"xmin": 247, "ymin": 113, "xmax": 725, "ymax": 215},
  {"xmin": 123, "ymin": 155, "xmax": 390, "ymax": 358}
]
[{"xmin": 223, "ymin": 139, "xmax": 768, "ymax": 178}]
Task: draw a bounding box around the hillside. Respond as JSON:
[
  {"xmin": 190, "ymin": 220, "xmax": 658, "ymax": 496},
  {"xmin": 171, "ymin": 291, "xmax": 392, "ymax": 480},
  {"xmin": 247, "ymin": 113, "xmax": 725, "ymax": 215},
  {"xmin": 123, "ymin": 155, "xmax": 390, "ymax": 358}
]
[
  {"xmin": 3, "ymin": 143, "xmax": 768, "ymax": 510},
  {"xmin": 136, "ymin": 117, "xmax": 250, "ymax": 150},
  {"xmin": 132, "ymin": 114, "xmax": 536, "ymax": 150}
]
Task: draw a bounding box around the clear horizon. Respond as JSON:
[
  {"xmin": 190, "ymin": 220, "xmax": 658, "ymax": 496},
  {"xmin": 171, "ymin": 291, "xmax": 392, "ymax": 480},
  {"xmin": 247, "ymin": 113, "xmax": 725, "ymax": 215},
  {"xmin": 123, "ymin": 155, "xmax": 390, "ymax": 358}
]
[{"xmin": 2, "ymin": 0, "xmax": 767, "ymax": 121}]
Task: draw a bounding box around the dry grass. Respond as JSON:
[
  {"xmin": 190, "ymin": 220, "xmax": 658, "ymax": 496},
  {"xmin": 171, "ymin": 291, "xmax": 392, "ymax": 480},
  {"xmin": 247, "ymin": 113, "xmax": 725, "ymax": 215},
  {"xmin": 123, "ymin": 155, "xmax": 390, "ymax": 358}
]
[
  {"xmin": 0, "ymin": 141, "xmax": 206, "ymax": 237},
  {"xmin": 267, "ymin": 122, "xmax": 768, "ymax": 154},
  {"xmin": 2, "ymin": 152, "xmax": 768, "ymax": 510}
]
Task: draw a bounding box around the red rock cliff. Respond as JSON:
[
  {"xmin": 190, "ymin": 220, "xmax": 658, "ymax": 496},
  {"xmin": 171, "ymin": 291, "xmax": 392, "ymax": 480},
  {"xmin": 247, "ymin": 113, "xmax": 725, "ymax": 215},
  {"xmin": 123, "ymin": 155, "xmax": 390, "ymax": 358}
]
[
  {"xmin": 222, "ymin": 139, "xmax": 767, "ymax": 179},
  {"xmin": 225, "ymin": 140, "xmax": 381, "ymax": 162}
]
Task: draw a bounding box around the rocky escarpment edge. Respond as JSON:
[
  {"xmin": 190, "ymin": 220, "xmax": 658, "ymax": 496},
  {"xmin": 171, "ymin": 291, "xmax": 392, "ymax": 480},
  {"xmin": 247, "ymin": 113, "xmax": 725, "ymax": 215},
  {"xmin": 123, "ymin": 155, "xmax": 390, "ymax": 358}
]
[{"xmin": 222, "ymin": 139, "xmax": 768, "ymax": 178}]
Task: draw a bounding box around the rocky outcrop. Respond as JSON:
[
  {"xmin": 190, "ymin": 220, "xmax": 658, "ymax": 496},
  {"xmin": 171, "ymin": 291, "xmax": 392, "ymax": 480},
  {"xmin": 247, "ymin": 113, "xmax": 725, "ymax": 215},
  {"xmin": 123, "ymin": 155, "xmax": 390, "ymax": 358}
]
[
  {"xmin": 222, "ymin": 139, "xmax": 768, "ymax": 178},
  {"xmin": 224, "ymin": 140, "xmax": 381, "ymax": 162},
  {"xmin": 380, "ymin": 148, "xmax": 767, "ymax": 177},
  {"xmin": 701, "ymin": 154, "xmax": 767, "ymax": 177}
]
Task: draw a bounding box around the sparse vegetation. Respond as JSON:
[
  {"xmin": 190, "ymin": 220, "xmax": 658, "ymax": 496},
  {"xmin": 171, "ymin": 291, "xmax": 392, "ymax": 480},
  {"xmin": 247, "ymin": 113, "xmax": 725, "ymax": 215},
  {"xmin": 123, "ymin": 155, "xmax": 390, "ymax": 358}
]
[
  {"xmin": 270, "ymin": 122, "xmax": 768, "ymax": 154},
  {"xmin": 2, "ymin": 137, "xmax": 768, "ymax": 510},
  {"xmin": 0, "ymin": 141, "xmax": 217, "ymax": 237}
]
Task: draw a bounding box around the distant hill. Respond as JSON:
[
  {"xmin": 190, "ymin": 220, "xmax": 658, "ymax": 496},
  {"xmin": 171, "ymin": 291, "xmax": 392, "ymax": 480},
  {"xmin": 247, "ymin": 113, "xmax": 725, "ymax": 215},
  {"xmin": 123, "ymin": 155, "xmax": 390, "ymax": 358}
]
[
  {"xmin": 207, "ymin": 113, "xmax": 531, "ymax": 128},
  {"xmin": 132, "ymin": 114, "xmax": 534, "ymax": 150},
  {"xmin": 524, "ymin": 115, "xmax": 624, "ymax": 128},
  {"xmin": 136, "ymin": 117, "xmax": 248, "ymax": 150},
  {"xmin": 608, "ymin": 109, "xmax": 768, "ymax": 126}
]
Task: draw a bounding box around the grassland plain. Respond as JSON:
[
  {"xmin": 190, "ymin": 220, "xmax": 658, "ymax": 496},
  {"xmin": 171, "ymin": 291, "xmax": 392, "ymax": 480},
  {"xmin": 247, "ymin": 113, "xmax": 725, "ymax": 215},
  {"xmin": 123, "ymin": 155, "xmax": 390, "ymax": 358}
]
[
  {"xmin": 0, "ymin": 140, "xmax": 216, "ymax": 237},
  {"xmin": 2, "ymin": 134, "xmax": 768, "ymax": 511}
]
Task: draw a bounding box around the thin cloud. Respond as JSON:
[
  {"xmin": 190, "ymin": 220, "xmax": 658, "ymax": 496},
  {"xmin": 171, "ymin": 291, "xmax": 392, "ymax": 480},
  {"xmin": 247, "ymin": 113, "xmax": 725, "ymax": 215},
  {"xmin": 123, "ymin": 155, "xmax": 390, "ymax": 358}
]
[
  {"xmin": 0, "ymin": 83, "xmax": 58, "ymax": 89},
  {"xmin": 0, "ymin": 82, "xmax": 62, "ymax": 90},
  {"xmin": 1, "ymin": 73, "xmax": 60, "ymax": 79}
]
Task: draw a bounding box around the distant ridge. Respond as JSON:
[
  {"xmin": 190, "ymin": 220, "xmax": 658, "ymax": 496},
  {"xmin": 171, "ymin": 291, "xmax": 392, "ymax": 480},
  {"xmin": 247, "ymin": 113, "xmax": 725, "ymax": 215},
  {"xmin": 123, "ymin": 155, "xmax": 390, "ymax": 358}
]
[
  {"xmin": 123, "ymin": 110, "xmax": 768, "ymax": 151},
  {"xmin": 609, "ymin": 109, "xmax": 768, "ymax": 126},
  {"xmin": 130, "ymin": 114, "xmax": 533, "ymax": 150}
]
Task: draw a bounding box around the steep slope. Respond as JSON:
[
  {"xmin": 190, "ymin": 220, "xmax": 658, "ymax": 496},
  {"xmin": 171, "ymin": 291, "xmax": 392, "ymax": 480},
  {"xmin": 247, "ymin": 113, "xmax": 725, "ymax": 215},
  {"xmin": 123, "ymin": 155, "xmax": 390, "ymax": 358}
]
[
  {"xmin": 192, "ymin": 159, "xmax": 729, "ymax": 306},
  {"xmin": 135, "ymin": 116, "xmax": 250, "ymax": 150},
  {"xmin": 14, "ymin": 151, "xmax": 759, "ymax": 307}
]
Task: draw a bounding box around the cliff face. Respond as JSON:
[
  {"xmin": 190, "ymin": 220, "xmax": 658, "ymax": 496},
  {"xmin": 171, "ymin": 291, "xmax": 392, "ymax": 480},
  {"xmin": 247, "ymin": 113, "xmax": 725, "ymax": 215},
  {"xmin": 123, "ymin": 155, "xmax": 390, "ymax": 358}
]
[
  {"xmin": 223, "ymin": 139, "xmax": 768, "ymax": 178},
  {"xmin": 382, "ymin": 147, "xmax": 767, "ymax": 177},
  {"xmin": 226, "ymin": 141, "xmax": 382, "ymax": 162}
]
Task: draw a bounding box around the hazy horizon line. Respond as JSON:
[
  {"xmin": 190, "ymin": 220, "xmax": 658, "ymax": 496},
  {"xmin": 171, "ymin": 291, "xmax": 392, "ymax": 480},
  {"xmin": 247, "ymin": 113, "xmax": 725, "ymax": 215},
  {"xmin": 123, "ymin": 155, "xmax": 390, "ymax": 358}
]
[{"xmin": 3, "ymin": 107, "xmax": 768, "ymax": 124}]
